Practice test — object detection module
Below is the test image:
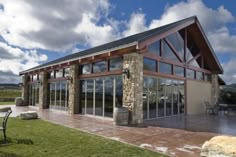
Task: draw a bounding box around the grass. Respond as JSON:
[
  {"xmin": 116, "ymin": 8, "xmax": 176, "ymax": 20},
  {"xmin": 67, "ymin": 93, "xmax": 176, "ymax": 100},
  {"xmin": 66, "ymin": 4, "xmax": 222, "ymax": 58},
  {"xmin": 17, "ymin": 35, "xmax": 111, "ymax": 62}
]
[
  {"xmin": 0, "ymin": 102, "xmax": 15, "ymax": 105},
  {"xmin": 0, "ymin": 118, "xmax": 166, "ymax": 157},
  {"xmin": 0, "ymin": 89, "xmax": 21, "ymax": 98}
]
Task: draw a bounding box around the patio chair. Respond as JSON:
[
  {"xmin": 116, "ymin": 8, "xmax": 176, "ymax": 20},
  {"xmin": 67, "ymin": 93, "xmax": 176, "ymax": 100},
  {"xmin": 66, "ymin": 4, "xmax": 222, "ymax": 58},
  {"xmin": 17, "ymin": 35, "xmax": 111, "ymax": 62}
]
[
  {"xmin": 0, "ymin": 107, "xmax": 12, "ymax": 144},
  {"xmin": 204, "ymin": 101, "xmax": 218, "ymax": 115}
]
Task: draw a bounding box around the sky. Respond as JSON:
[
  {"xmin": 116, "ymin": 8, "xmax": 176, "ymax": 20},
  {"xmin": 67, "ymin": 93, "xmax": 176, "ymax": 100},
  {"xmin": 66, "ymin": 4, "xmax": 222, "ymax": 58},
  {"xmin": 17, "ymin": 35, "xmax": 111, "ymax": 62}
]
[{"xmin": 0, "ymin": 0, "xmax": 236, "ymax": 84}]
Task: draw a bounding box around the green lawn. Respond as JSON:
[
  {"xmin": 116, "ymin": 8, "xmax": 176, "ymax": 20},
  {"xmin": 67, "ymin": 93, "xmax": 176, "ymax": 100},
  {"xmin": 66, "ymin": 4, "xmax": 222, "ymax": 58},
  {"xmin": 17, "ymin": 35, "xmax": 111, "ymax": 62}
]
[
  {"xmin": 0, "ymin": 89, "xmax": 21, "ymax": 98},
  {"xmin": 0, "ymin": 118, "xmax": 166, "ymax": 157},
  {"xmin": 0, "ymin": 102, "xmax": 15, "ymax": 105}
]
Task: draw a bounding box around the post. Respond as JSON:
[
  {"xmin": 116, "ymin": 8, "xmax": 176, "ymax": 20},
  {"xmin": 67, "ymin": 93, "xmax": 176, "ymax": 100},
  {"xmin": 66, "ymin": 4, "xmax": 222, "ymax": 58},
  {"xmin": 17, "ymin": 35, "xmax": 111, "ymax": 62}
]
[
  {"xmin": 123, "ymin": 53, "xmax": 143, "ymax": 124},
  {"xmin": 211, "ymin": 74, "xmax": 219, "ymax": 104},
  {"xmin": 39, "ymin": 71, "xmax": 48, "ymax": 109},
  {"xmin": 68, "ymin": 64, "xmax": 79, "ymax": 114},
  {"xmin": 22, "ymin": 74, "xmax": 29, "ymax": 106}
]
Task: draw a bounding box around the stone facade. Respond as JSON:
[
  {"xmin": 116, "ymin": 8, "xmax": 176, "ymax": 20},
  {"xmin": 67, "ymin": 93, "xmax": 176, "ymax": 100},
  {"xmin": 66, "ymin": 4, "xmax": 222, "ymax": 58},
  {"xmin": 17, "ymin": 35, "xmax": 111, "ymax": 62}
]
[
  {"xmin": 211, "ymin": 74, "xmax": 219, "ymax": 104},
  {"xmin": 21, "ymin": 74, "xmax": 29, "ymax": 106},
  {"xmin": 68, "ymin": 64, "xmax": 79, "ymax": 114},
  {"xmin": 39, "ymin": 71, "xmax": 48, "ymax": 109},
  {"xmin": 123, "ymin": 53, "xmax": 143, "ymax": 124}
]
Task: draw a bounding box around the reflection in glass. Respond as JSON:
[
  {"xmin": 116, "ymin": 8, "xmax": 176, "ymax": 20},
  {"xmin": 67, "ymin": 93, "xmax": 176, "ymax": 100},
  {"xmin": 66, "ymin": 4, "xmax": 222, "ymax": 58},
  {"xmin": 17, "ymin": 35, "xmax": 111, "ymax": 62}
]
[
  {"xmin": 110, "ymin": 58, "xmax": 123, "ymax": 71},
  {"xmin": 179, "ymin": 81, "xmax": 185, "ymax": 114},
  {"xmin": 186, "ymin": 69, "xmax": 195, "ymax": 79},
  {"xmin": 159, "ymin": 62, "xmax": 172, "ymax": 74},
  {"xmin": 149, "ymin": 77, "xmax": 157, "ymax": 119},
  {"xmin": 86, "ymin": 80, "xmax": 94, "ymax": 115},
  {"xmin": 64, "ymin": 68, "xmax": 70, "ymax": 77},
  {"xmin": 93, "ymin": 61, "xmax": 106, "ymax": 73},
  {"xmin": 80, "ymin": 64, "xmax": 91, "ymax": 74},
  {"xmin": 105, "ymin": 77, "xmax": 113, "ymax": 117},
  {"xmin": 196, "ymin": 71, "xmax": 203, "ymax": 80},
  {"xmin": 166, "ymin": 32, "xmax": 184, "ymax": 58},
  {"xmin": 172, "ymin": 80, "xmax": 179, "ymax": 115},
  {"xmin": 80, "ymin": 80, "xmax": 86, "ymax": 114},
  {"xmin": 61, "ymin": 81, "xmax": 66, "ymax": 110},
  {"xmin": 163, "ymin": 40, "xmax": 179, "ymax": 62},
  {"xmin": 205, "ymin": 73, "xmax": 211, "ymax": 81},
  {"xmin": 158, "ymin": 79, "xmax": 165, "ymax": 117},
  {"xmin": 115, "ymin": 76, "xmax": 123, "ymax": 107},
  {"xmin": 95, "ymin": 78, "xmax": 103, "ymax": 116},
  {"xmin": 143, "ymin": 58, "xmax": 156, "ymax": 72},
  {"xmin": 56, "ymin": 82, "xmax": 61, "ymax": 108},
  {"xmin": 175, "ymin": 66, "xmax": 184, "ymax": 77},
  {"xmin": 56, "ymin": 69, "xmax": 63, "ymax": 78},
  {"xmin": 165, "ymin": 79, "xmax": 172, "ymax": 116},
  {"xmin": 143, "ymin": 77, "xmax": 148, "ymax": 120},
  {"xmin": 148, "ymin": 40, "xmax": 160, "ymax": 55}
]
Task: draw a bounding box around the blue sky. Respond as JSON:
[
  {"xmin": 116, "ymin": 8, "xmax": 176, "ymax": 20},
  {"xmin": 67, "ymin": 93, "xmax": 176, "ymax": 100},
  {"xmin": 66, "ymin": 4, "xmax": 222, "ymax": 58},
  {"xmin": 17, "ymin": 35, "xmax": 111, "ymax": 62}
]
[{"xmin": 0, "ymin": 0, "xmax": 236, "ymax": 84}]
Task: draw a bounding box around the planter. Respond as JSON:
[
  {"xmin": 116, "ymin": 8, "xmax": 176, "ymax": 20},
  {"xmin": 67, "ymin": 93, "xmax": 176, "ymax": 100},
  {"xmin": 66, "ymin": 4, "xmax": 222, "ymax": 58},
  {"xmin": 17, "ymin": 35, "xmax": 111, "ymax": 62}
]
[{"xmin": 113, "ymin": 107, "xmax": 129, "ymax": 125}]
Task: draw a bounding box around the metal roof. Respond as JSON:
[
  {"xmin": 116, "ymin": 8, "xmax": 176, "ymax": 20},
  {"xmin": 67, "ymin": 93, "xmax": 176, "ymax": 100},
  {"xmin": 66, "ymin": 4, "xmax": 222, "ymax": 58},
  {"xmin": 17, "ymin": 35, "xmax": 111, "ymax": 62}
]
[{"xmin": 20, "ymin": 16, "xmax": 223, "ymax": 74}]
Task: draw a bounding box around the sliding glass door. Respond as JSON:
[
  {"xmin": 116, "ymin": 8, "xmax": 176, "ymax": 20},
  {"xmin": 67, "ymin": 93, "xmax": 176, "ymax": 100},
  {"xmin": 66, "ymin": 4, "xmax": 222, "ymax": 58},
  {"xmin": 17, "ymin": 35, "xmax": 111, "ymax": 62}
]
[{"xmin": 79, "ymin": 75, "xmax": 122, "ymax": 118}]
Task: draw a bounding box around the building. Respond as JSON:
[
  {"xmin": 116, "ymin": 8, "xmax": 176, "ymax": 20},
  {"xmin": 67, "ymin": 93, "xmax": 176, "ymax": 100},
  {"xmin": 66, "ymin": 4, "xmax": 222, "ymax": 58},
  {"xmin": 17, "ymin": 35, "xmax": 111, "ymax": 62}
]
[{"xmin": 20, "ymin": 16, "xmax": 223, "ymax": 124}]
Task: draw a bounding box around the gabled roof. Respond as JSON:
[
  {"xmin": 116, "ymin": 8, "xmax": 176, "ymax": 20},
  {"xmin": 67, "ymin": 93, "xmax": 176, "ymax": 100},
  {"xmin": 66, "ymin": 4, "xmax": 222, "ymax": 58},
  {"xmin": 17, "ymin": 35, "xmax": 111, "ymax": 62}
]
[{"xmin": 20, "ymin": 16, "xmax": 223, "ymax": 74}]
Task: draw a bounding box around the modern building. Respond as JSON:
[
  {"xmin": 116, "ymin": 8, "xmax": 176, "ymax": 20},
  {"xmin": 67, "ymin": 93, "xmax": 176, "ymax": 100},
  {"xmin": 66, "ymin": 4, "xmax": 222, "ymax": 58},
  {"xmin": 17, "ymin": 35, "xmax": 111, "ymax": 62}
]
[{"xmin": 20, "ymin": 16, "xmax": 223, "ymax": 124}]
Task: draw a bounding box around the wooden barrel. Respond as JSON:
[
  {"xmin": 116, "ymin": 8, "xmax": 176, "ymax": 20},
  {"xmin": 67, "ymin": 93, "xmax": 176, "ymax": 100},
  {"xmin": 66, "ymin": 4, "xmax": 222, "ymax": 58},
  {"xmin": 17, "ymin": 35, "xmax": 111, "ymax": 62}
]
[{"xmin": 113, "ymin": 107, "xmax": 129, "ymax": 125}]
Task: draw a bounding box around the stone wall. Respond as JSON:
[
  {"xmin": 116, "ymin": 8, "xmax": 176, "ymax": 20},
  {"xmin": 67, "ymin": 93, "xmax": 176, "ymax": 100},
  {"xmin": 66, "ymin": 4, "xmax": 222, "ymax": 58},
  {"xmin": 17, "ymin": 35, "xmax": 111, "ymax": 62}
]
[
  {"xmin": 39, "ymin": 71, "xmax": 48, "ymax": 109},
  {"xmin": 211, "ymin": 74, "xmax": 219, "ymax": 104},
  {"xmin": 21, "ymin": 74, "xmax": 29, "ymax": 106},
  {"xmin": 68, "ymin": 64, "xmax": 79, "ymax": 114},
  {"xmin": 123, "ymin": 53, "xmax": 143, "ymax": 124}
]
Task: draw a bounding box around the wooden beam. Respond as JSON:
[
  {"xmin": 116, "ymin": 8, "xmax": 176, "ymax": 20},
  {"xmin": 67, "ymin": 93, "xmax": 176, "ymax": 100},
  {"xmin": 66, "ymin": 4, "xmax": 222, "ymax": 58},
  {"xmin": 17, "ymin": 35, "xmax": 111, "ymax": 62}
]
[
  {"xmin": 164, "ymin": 38, "xmax": 183, "ymax": 62},
  {"xmin": 187, "ymin": 53, "xmax": 201, "ymax": 64},
  {"xmin": 184, "ymin": 28, "xmax": 187, "ymax": 63},
  {"xmin": 139, "ymin": 19, "xmax": 195, "ymax": 49}
]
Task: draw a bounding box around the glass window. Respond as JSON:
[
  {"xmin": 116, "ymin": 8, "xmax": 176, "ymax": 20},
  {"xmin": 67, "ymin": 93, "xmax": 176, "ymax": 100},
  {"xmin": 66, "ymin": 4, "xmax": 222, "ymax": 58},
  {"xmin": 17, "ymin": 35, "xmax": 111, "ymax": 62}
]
[
  {"xmin": 79, "ymin": 64, "xmax": 91, "ymax": 74},
  {"xmin": 49, "ymin": 71, "xmax": 54, "ymax": 79},
  {"xmin": 175, "ymin": 66, "xmax": 184, "ymax": 77},
  {"xmin": 186, "ymin": 69, "xmax": 195, "ymax": 79},
  {"xmin": 166, "ymin": 32, "xmax": 184, "ymax": 58},
  {"xmin": 158, "ymin": 78, "xmax": 165, "ymax": 117},
  {"xmin": 143, "ymin": 58, "xmax": 156, "ymax": 72},
  {"xmin": 165, "ymin": 79, "xmax": 172, "ymax": 116},
  {"xmin": 163, "ymin": 40, "xmax": 179, "ymax": 62},
  {"xmin": 93, "ymin": 61, "xmax": 106, "ymax": 73},
  {"xmin": 196, "ymin": 71, "xmax": 203, "ymax": 80},
  {"xmin": 143, "ymin": 77, "xmax": 148, "ymax": 120},
  {"xmin": 79, "ymin": 80, "xmax": 86, "ymax": 114},
  {"xmin": 172, "ymin": 80, "xmax": 179, "ymax": 115},
  {"xmin": 64, "ymin": 68, "xmax": 70, "ymax": 77},
  {"xmin": 179, "ymin": 81, "xmax": 185, "ymax": 114},
  {"xmin": 105, "ymin": 77, "xmax": 113, "ymax": 117},
  {"xmin": 95, "ymin": 78, "xmax": 103, "ymax": 116},
  {"xmin": 148, "ymin": 40, "xmax": 160, "ymax": 56},
  {"xmin": 55, "ymin": 69, "xmax": 63, "ymax": 78},
  {"xmin": 205, "ymin": 73, "xmax": 211, "ymax": 81},
  {"xmin": 86, "ymin": 80, "xmax": 94, "ymax": 115},
  {"xmin": 115, "ymin": 76, "xmax": 123, "ymax": 107},
  {"xmin": 33, "ymin": 74, "xmax": 38, "ymax": 81},
  {"xmin": 159, "ymin": 62, "xmax": 172, "ymax": 74},
  {"xmin": 109, "ymin": 57, "xmax": 123, "ymax": 71},
  {"xmin": 148, "ymin": 77, "xmax": 157, "ymax": 119}
]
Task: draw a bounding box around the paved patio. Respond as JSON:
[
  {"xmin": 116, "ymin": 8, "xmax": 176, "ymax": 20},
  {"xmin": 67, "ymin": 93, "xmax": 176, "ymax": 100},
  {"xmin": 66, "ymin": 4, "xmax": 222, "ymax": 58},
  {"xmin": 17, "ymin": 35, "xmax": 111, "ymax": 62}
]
[{"xmin": 2, "ymin": 105, "xmax": 236, "ymax": 157}]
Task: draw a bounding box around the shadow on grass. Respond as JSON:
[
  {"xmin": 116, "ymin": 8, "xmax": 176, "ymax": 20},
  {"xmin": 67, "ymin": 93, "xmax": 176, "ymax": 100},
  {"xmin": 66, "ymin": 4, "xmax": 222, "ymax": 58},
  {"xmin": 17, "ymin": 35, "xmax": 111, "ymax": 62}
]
[
  {"xmin": 0, "ymin": 151, "xmax": 22, "ymax": 157},
  {"xmin": 0, "ymin": 138, "xmax": 33, "ymax": 145}
]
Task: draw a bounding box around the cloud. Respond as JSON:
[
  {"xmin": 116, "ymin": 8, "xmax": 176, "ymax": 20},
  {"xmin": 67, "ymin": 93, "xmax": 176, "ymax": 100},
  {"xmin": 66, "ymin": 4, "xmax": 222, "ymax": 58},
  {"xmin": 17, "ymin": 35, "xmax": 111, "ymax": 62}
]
[
  {"xmin": 0, "ymin": 71, "xmax": 19, "ymax": 84},
  {"xmin": 0, "ymin": 42, "xmax": 47, "ymax": 83},
  {"xmin": 0, "ymin": 0, "xmax": 113, "ymax": 51},
  {"xmin": 221, "ymin": 58, "xmax": 236, "ymax": 84},
  {"xmin": 122, "ymin": 13, "xmax": 148, "ymax": 36}
]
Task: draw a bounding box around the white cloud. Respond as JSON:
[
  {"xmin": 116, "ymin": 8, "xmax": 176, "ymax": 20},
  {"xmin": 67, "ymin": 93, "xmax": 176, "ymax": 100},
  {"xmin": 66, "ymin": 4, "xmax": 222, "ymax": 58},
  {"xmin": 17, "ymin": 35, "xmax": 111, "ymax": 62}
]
[
  {"xmin": 221, "ymin": 58, "xmax": 236, "ymax": 84},
  {"xmin": 122, "ymin": 13, "xmax": 148, "ymax": 37},
  {"xmin": 0, "ymin": 0, "xmax": 113, "ymax": 51},
  {"xmin": 0, "ymin": 42, "xmax": 47, "ymax": 83}
]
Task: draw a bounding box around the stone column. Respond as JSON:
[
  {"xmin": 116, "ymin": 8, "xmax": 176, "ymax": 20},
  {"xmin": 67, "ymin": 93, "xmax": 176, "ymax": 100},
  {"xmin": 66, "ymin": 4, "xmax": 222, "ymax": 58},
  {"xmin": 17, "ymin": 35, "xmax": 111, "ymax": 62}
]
[
  {"xmin": 68, "ymin": 64, "xmax": 79, "ymax": 114},
  {"xmin": 123, "ymin": 53, "xmax": 143, "ymax": 124},
  {"xmin": 211, "ymin": 74, "xmax": 219, "ymax": 104},
  {"xmin": 22, "ymin": 74, "xmax": 29, "ymax": 106},
  {"xmin": 39, "ymin": 71, "xmax": 48, "ymax": 109}
]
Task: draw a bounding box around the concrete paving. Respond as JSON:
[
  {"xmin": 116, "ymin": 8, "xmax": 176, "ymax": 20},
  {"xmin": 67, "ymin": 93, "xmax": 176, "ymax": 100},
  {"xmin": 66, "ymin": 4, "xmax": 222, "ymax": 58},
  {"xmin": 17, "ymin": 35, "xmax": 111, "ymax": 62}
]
[{"xmin": 2, "ymin": 105, "xmax": 236, "ymax": 157}]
